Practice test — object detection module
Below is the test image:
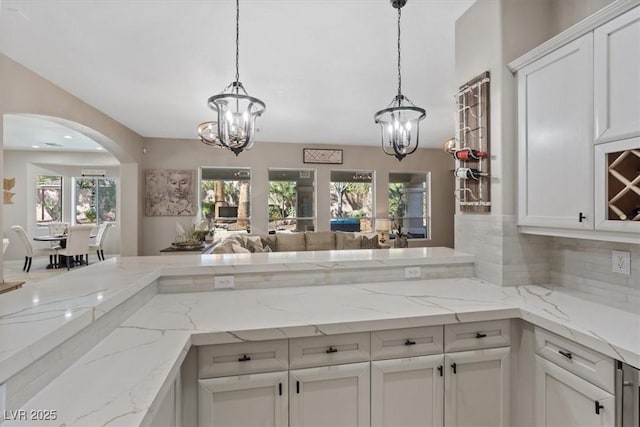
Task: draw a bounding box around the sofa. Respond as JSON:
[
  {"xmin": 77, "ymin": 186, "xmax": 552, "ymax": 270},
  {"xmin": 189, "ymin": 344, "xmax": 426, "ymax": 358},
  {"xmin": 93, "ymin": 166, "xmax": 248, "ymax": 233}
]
[{"xmin": 206, "ymin": 231, "xmax": 381, "ymax": 254}]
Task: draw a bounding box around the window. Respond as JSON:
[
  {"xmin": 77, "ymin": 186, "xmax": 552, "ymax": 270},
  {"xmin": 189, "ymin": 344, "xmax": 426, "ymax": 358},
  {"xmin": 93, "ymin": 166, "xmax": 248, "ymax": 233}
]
[
  {"xmin": 268, "ymin": 169, "xmax": 315, "ymax": 232},
  {"xmin": 73, "ymin": 177, "xmax": 117, "ymax": 225},
  {"xmin": 389, "ymin": 172, "xmax": 429, "ymax": 239},
  {"xmin": 201, "ymin": 168, "xmax": 251, "ymax": 232},
  {"xmin": 330, "ymin": 170, "xmax": 374, "ymax": 232},
  {"xmin": 36, "ymin": 175, "xmax": 62, "ymax": 224}
]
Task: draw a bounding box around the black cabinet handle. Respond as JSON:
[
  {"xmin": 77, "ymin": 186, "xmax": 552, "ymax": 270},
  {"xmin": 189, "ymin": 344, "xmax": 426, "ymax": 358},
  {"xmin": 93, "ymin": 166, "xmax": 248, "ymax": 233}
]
[
  {"xmin": 594, "ymin": 401, "xmax": 604, "ymax": 415},
  {"xmin": 296, "ymin": 381, "xmax": 300, "ymax": 394},
  {"xmin": 558, "ymin": 350, "xmax": 572, "ymax": 360},
  {"xmin": 475, "ymin": 332, "xmax": 487, "ymax": 339},
  {"xmin": 451, "ymin": 363, "xmax": 457, "ymax": 374},
  {"xmin": 326, "ymin": 346, "xmax": 338, "ymax": 354},
  {"xmin": 579, "ymin": 212, "xmax": 586, "ymax": 222},
  {"xmin": 278, "ymin": 383, "xmax": 282, "ymax": 396},
  {"xmin": 405, "ymin": 339, "xmax": 416, "ymax": 346},
  {"xmin": 437, "ymin": 365, "xmax": 443, "ymax": 377},
  {"xmin": 238, "ymin": 354, "xmax": 251, "ymax": 362}
]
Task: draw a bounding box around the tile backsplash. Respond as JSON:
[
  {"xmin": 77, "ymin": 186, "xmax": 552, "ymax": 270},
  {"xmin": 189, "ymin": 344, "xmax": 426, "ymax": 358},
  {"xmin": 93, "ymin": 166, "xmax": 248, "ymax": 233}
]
[
  {"xmin": 455, "ymin": 214, "xmax": 639, "ymax": 310},
  {"xmin": 549, "ymin": 237, "xmax": 640, "ymax": 310}
]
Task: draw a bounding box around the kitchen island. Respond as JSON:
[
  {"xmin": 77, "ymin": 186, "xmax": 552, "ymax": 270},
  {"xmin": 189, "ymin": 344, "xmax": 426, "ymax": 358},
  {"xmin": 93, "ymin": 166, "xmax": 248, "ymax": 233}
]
[{"xmin": 1, "ymin": 247, "xmax": 638, "ymax": 426}]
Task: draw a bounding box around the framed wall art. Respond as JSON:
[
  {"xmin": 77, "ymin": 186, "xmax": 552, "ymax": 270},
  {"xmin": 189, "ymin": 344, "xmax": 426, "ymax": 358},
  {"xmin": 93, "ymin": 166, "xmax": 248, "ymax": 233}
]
[
  {"xmin": 145, "ymin": 169, "xmax": 196, "ymax": 216},
  {"xmin": 303, "ymin": 148, "xmax": 343, "ymax": 164}
]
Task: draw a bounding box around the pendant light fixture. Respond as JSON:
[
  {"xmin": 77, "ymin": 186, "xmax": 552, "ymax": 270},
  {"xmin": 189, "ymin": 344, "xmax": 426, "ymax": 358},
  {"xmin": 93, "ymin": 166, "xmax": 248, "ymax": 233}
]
[
  {"xmin": 374, "ymin": 0, "xmax": 426, "ymax": 162},
  {"xmin": 197, "ymin": 0, "xmax": 266, "ymax": 155}
]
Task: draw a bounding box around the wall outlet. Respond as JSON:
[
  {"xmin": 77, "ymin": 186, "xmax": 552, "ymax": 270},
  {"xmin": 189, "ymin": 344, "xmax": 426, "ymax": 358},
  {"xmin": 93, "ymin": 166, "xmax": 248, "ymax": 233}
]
[
  {"xmin": 214, "ymin": 276, "xmax": 235, "ymax": 289},
  {"xmin": 404, "ymin": 266, "xmax": 421, "ymax": 279},
  {"xmin": 611, "ymin": 250, "xmax": 631, "ymax": 275}
]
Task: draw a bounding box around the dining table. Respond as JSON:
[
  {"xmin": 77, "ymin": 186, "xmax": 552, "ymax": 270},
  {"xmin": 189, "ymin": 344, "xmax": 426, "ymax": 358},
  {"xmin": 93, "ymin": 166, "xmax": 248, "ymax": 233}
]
[{"xmin": 33, "ymin": 234, "xmax": 96, "ymax": 269}]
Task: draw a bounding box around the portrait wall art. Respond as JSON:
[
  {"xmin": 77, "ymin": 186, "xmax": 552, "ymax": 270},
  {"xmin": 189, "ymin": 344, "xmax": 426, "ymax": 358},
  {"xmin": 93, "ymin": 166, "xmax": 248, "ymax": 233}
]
[{"xmin": 145, "ymin": 169, "xmax": 196, "ymax": 216}]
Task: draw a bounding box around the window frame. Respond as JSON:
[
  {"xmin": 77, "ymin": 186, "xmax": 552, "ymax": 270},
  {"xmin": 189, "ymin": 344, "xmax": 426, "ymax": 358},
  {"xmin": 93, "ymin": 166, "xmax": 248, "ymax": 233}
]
[
  {"xmin": 329, "ymin": 169, "xmax": 375, "ymax": 233},
  {"xmin": 388, "ymin": 171, "xmax": 431, "ymax": 240},
  {"xmin": 35, "ymin": 175, "xmax": 63, "ymax": 226},
  {"xmin": 268, "ymin": 168, "xmax": 316, "ymax": 232}
]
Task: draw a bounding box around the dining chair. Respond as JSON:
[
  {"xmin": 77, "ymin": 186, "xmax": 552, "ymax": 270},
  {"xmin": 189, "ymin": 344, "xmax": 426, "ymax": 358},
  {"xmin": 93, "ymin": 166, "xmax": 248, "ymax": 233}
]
[
  {"xmin": 10, "ymin": 225, "xmax": 59, "ymax": 272},
  {"xmin": 56, "ymin": 225, "xmax": 93, "ymax": 270},
  {"xmin": 46, "ymin": 222, "xmax": 67, "ymax": 264},
  {"xmin": 89, "ymin": 222, "xmax": 113, "ymax": 261}
]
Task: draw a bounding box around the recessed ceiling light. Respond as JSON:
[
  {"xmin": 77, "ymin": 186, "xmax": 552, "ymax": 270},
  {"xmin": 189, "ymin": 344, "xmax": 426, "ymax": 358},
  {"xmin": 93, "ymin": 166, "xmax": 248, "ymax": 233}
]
[
  {"xmin": 32, "ymin": 145, "xmax": 40, "ymax": 148},
  {"xmin": 96, "ymin": 147, "xmax": 104, "ymax": 150},
  {"xmin": 63, "ymin": 135, "xmax": 72, "ymax": 139}
]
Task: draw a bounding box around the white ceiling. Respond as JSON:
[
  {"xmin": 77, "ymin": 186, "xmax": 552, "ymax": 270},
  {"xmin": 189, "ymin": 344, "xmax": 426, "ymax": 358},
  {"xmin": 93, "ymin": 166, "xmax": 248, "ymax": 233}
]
[
  {"xmin": 3, "ymin": 114, "xmax": 108, "ymax": 152},
  {"xmin": 0, "ymin": 0, "xmax": 474, "ymax": 148}
]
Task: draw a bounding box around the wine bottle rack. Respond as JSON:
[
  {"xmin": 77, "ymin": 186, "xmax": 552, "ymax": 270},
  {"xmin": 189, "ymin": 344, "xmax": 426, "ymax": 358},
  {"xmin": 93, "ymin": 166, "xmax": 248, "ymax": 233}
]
[
  {"xmin": 454, "ymin": 71, "xmax": 491, "ymax": 212},
  {"xmin": 606, "ymin": 148, "xmax": 640, "ymax": 221}
]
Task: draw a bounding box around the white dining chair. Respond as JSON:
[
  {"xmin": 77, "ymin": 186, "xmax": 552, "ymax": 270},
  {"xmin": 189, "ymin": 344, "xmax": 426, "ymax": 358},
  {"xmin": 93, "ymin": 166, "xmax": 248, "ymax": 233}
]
[
  {"xmin": 10, "ymin": 225, "xmax": 59, "ymax": 272},
  {"xmin": 89, "ymin": 222, "xmax": 113, "ymax": 261},
  {"xmin": 46, "ymin": 222, "xmax": 67, "ymax": 264},
  {"xmin": 57, "ymin": 225, "xmax": 93, "ymax": 270}
]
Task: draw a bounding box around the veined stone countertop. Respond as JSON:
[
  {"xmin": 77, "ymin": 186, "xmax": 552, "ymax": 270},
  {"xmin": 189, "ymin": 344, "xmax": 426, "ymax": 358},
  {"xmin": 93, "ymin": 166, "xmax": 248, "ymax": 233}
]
[{"xmin": 1, "ymin": 248, "xmax": 639, "ymax": 426}]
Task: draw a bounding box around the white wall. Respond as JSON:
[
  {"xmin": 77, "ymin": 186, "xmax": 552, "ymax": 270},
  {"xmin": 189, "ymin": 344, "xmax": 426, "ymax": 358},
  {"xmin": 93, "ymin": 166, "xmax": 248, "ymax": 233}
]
[
  {"xmin": 141, "ymin": 138, "xmax": 455, "ymax": 255},
  {"xmin": 2, "ymin": 150, "xmax": 120, "ymax": 260}
]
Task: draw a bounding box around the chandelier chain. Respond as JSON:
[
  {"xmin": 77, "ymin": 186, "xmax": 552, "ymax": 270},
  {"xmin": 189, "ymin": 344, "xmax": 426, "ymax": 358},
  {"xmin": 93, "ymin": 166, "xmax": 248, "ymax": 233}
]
[
  {"xmin": 397, "ymin": 6, "xmax": 402, "ymax": 100},
  {"xmin": 235, "ymin": 0, "xmax": 240, "ymax": 85}
]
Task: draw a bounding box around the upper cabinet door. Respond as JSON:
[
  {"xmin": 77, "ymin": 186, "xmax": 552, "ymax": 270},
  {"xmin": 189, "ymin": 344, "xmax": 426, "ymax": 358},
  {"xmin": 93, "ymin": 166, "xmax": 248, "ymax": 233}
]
[
  {"xmin": 594, "ymin": 6, "xmax": 640, "ymax": 144},
  {"xmin": 517, "ymin": 34, "xmax": 594, "ymax": 229}
]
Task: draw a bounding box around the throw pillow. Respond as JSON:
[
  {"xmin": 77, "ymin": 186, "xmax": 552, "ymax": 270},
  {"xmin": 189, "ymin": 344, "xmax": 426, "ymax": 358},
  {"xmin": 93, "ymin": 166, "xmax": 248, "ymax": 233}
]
[
  {"xmin": 275, "ymin": 232, "xmax": 306, "ymax": 252},
  {"xmin": 360, "ymin": 235, "xmax": 379, "ymax": 249},
  {"xmin": 230, "ymin": 243, "xmax": 251, "ymax": 253},
  {"xmin": 260, "ymin": 236, "xmax": 276, "ymax": 251},
  {"xmin": 305, "ymin": 231, "xmax": 336, "ymax": 251}
]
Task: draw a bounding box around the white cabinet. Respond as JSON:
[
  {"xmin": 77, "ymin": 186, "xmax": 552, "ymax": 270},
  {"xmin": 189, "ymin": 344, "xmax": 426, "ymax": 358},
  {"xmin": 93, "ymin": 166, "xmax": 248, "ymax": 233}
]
[
  {"xmin": 289, "ymin": 362, "xmax": 370, "ymax": 427},
  {"xmin": 534, "ymin": 356, "xmax": 614, "ymax": 427},
  {"xmin": 517, "ymin": 34, "xmax": 594, "ymax": 230},
  {"xmin": 594, "ymin": 6, "xmax": 640, "ymax": 144},
  {"xmin": 198, "ymin": 371, "xmax": 288, "ymax": 427},
  {"xmin": 444, "ymin": 347, "xmax": 511, "ymax": 427},
  {"xmin": 371, "ymin": 355, "xmax": 444, "ymax": 427},
  {"xmin": 514, "ymin": 4, "xmax": 640, "ymax": 242}
]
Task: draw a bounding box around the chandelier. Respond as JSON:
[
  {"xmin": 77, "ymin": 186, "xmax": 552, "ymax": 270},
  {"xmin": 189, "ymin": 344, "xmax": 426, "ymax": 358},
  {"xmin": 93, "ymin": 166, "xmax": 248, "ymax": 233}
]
[
  {"xmin": 197, "ymin": 0, "xmax": 266, "ymax": 155},
  {"xmin": 374, "ymin": 0, "xmax": 426, "ymax": 162}
]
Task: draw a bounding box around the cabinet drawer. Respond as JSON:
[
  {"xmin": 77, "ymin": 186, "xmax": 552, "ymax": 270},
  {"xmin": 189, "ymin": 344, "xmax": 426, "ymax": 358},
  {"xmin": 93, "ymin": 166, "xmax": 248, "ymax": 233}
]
[
  {"xmin": 198, "ymin": 339, "xmax": 288, "ymax": 378},
  {"xmin": 534, "ymin": 327, "xmax": 614, "ymax": 393},
  {"xmin": 289, "ymin": 332, "xmax": 370, "ymax": 369},
  {"xmin": 444, "ymin": 320, "xmax": 510, "ymax": 352},
  {"xmin": 371, "ymin": 326, "xmax": 443, "ymax": 360}
]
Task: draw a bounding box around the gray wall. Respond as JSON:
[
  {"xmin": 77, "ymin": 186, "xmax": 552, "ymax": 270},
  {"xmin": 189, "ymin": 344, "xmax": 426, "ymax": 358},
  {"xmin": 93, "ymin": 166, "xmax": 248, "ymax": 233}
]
[
  {"xmin": 454, "ymin": 0, "xmax": 638, "ymax": 301},
  {"xmin": 142, "ymin": 138, "xmax": 455, "ymax": 255}
]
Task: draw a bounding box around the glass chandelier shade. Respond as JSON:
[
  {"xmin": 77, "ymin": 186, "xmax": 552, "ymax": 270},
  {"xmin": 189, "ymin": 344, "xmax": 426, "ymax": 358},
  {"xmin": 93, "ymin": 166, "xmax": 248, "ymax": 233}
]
[
  {"xmin": 197, "ymin": 0, "xmax": 265, "ymax": 156},
  {"xmin": 207, "ymin": 81, "xmax": 265, "ymax": 155},
  {"xmin": 374, "ymin": 0, "xmax": 426, "ymax": 162}
]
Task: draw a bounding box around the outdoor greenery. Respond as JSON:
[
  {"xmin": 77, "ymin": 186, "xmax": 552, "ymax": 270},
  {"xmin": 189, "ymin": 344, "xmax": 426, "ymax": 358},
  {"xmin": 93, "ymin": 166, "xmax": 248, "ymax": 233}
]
[
  {"xmin": 330, "ymin": 182, "xmax": 372, "ymax": 218},
  {"xmin": 75, "ymin": 178, "xmax": 117, "ymax": 224},
  {"xmin": 36, "ymin": 175, "xmax": 62, "ymax": 224},
  {"xmin": 268, "ymin": 181, "xmax": 296, "ymax": 220}
]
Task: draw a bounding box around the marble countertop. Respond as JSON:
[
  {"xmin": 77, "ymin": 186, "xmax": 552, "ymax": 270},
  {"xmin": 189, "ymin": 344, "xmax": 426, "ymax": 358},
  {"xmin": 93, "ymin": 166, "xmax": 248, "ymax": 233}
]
[
  {"xmin": 2, "ymin": 248, "xmax": 639, "ymax": 426},
  {"xmin": 0, "ymin": 247, "xmax": 473, "ymax": 384}
]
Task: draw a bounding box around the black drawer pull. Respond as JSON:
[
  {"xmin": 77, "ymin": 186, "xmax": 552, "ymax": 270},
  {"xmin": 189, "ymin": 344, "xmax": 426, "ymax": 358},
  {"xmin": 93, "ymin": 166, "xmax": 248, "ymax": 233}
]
[
  {"xmin": 296, "ymin": 381, "xmax": 300, "ymax": 394},
  {"xmin": 451, "ymin": 363, "xmax": 457, "ymax": 374},
  {"xmin": 326, "ymin": 346, "xmax": 338, "ymax": 354},
  {"xmin": 437, "ymin": 365, "xmax": 443, "ymax": 377},
  {"xmin": 579, "ymin": 212, "xmax": 586, "ymax": 222},
  {"xmin": 475, "ymin": 332, "xmax": 487, "ymax": 339},
  {"xmin": 594, "ymin": 401, "xmax": 603, "ymax": 415},
  {"xmin": 558, "ymin": 350, "xmax": 572, "ymax": 360},
  {"xmin": 278, "ymin": 383, "xmax": 282, "ymax": 396},
  {"xmin": 405, "ymin": 339, "xmax": 416, "ymax": 346},
  {"xmin": 238, "ymin": 354, "xmax": 251, "ymax": 362}
]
